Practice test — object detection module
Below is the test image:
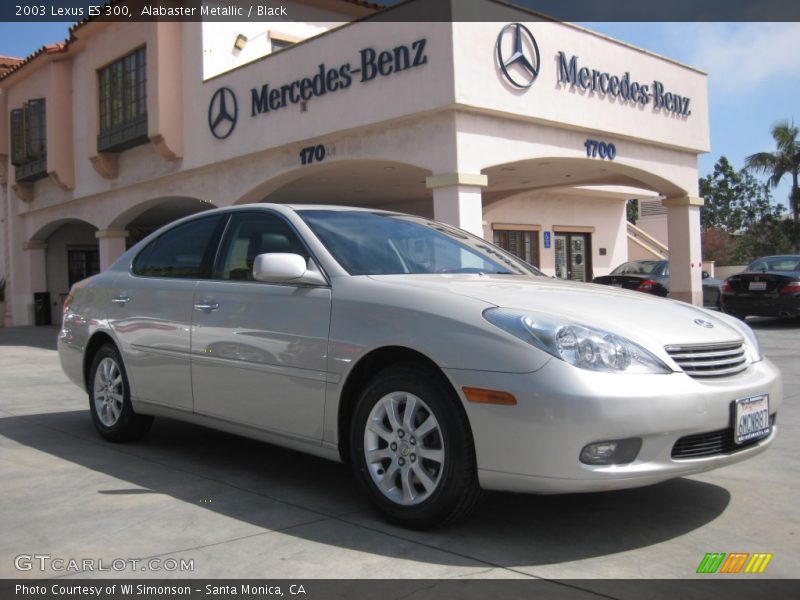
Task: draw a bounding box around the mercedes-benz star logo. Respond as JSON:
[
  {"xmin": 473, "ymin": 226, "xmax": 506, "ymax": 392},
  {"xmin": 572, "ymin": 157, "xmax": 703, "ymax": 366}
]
[
  {"xmin": 694, "ymin": 318, "xmax": 715, "ymax": 329},
  {"xmin": 496, "ymin": 23, "xmax": 540, "ymax": 89},
  {"xmin": 208, "ymin": 87, "xmax": 238, "ymax": 140}
]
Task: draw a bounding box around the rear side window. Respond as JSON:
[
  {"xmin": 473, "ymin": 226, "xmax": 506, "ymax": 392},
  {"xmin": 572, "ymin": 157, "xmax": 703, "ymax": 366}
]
[{"xmin": 133, "ymin": 215, "xmax": 224, "ymax": 278}]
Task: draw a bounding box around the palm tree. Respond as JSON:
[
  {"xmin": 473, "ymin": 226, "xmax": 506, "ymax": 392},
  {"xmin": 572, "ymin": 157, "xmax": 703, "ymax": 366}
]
[{"xmin": 745, "ymin": 120, "xmax": 800, "ymax": 224}]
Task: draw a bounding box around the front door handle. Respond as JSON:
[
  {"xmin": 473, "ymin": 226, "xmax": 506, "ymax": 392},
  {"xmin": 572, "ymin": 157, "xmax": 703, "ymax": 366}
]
[
  {"xmin": 194, "ymin": 301, "xmax": 220, "ymax": 312},
  {"xmin": 111, "ymin": 295, "xmax": 130, "ymax": 304}
]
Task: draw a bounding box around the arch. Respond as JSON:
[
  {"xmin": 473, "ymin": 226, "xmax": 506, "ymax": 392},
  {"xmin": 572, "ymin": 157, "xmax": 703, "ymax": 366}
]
[
  {"xmin": 27, "ymin": 218, "xmax": 100, "ymax": 326},
  {"xmin": 30, "ymin": 217, "xmax": 100, "ymax": 243},
  {"xmin": 233, "ymin": 159, "xmax": 433, "ymax": 213},
  {"xmin": 481, "ymin": 156, "xmax": 688, "ymax": 207},
  {"xmin": 108, "ymin": 195, "xmax": 218, "ymax": 229}
]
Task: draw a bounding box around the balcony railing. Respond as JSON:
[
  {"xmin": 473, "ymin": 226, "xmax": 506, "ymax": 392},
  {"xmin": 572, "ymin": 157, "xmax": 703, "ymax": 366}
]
[
  {"xmin": 97, "ymin": 114, "xmax": 148, "ymax": 153},
  {"xmin": 15, "ymin": 157, "xmax": 47, "ymax": 182}
]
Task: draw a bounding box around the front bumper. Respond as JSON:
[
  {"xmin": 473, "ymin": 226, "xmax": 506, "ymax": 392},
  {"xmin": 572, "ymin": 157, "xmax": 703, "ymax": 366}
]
[{"xmin": 445, "ymin": 357, "xmax": 782, "ymax": 494}]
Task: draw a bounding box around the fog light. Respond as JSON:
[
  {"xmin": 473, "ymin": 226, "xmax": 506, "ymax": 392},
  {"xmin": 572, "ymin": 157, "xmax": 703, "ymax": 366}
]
[{"xmin": 580, "ymin": 438, "xmax": 642, "ymax": 465}]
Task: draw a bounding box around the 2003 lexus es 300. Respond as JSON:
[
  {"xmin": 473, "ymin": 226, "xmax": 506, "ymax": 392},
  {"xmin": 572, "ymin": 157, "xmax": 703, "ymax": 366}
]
[{"xmin": 59, "ymin": 205, "xmax": 782, "ymax": 527}]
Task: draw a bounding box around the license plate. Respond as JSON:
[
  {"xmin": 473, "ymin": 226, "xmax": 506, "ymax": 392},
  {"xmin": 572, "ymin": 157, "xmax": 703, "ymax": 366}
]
[
  {"xmin": 611, "ymin": 283, "xmax": 623, "ymax": 288},
  {"xmin": 748, "ymin": 281, "xmax": 767, "ymax": 291},
  {"xmin": 733, "ymin": 395, "xmax": 770, "ymax": 444}
]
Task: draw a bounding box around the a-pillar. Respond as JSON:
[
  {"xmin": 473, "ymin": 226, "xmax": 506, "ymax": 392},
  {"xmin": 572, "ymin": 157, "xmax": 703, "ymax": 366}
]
[
  {"xmin": 96, "ymin": 229, "xmax": 129, "ymax": 271},
  {"xmin": 662, "ymin": 196, "xmax": 704, "ymax": 306},
  {"xmin": 426, "ymin": 173, "xmax": 487, "ymax": 238}
]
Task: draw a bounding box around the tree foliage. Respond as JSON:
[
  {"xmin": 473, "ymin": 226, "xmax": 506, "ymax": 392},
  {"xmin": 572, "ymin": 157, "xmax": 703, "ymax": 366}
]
[
  {"xmin": 699, "ymin": 156, "xmax": 792, "ymax": 264},
  {"xmin": 700, "ymin": 156, "xmax": 779, "ymax": 233},
  {"xmin": 744, "ymin": 120, "xmax": 800, "ymax": 224}
]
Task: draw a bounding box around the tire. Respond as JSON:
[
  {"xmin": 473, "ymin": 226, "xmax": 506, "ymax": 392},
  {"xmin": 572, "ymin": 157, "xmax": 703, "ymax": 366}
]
[
  {"xmin": 350, "ymin": 364, "xmax": 484, "ymax": 529},
  {"xmin": 88, "ymin": 343, "xmax": 153, "ymax": 442}
]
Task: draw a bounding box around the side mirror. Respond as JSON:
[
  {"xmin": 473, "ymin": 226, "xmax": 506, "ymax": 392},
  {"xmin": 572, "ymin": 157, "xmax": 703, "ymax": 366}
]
[
  {"xmin": 702, "ymin": 271, "xmax": 710, "ymax": 279},
  {"xmin": 252, "ymin": 253, "xmax": 326, "ymax": 285}
]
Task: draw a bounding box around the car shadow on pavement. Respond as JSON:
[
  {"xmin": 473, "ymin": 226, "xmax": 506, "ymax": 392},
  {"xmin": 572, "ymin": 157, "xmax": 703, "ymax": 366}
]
[
  {"xmin": 0, "ymin": 409, "xmax": 731, "ymax": 568},
  {"xmin": 0, "ymin": 326, "xmax": 59, "ymax": 350},
  {"xmin": 747, "ymin": 316, "xmax": 800, "ymax": 330}
]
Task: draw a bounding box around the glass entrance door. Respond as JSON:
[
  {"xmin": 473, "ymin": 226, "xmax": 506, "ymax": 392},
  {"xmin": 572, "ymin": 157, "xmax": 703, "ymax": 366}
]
[{"xmin": 554, "ymin": 233, "xmax": 592, "ymax": 282}]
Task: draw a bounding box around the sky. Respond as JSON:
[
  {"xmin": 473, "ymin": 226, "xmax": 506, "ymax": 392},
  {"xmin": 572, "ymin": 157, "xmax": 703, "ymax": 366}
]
[{"xmin": 0, "ymin": 20, "xmax": 797, "ymax": 209}]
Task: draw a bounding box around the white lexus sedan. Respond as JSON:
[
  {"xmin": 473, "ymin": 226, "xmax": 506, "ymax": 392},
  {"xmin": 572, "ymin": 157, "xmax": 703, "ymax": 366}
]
[{"xmin": 59, "ymin": 205, "xmax": 781, "ymax": 528}]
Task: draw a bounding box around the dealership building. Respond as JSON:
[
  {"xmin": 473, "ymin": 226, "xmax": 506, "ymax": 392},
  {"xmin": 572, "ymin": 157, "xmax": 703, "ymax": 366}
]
[{"xmin": 0, "ymin": 0, "xmax": 709, "ymax": 326}]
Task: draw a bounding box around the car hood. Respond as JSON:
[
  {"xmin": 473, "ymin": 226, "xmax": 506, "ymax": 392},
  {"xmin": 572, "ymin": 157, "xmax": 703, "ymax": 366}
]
[{"xmin": 367, "ymin": 274, "xmax": 744, "ymax": 349}]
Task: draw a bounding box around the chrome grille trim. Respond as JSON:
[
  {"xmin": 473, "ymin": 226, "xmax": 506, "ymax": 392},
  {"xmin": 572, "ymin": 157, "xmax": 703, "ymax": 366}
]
[{"xmin": 665, "ymin": 341, "xmax": 747, "ymax": 378}]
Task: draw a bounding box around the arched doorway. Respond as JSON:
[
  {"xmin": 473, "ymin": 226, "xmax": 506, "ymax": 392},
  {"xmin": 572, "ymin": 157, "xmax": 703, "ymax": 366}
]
[
  {"xmin": 480, "ymin": 157, "xmax": 688, "ymax": 282},
  {"xmin": 29, "ymin": 219, "xmax": 100, "ymax": 325}
]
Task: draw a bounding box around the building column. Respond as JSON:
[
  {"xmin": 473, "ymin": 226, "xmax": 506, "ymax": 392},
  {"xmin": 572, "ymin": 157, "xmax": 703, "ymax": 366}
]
[
  {"xmin": 426, "ymin": 172, "xmax": 487, "ymax": 238},
  {"xmin": 663, "ymin": 196, "xmax": 704, "ymax": 306},
  {"xmin": 96, "ymin": 229, "xmax": 129, "ymax": 271},
  {"xmin": 1, "ymin": 162, "xmax": 10, "ymax": 327},
  {"xmin": 15, "ymin": 241, "xmax": 48, "ymax": 326}
]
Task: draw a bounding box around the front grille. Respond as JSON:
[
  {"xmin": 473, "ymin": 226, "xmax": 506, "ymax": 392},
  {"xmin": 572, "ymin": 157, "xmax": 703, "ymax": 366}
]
[
  {"xmin": 665, "ymin": 341, "xmax": 747, "ymax": 378},
  {"xmin": 672, "ymin": 416, "xmax": 775, "ymax": 459}
]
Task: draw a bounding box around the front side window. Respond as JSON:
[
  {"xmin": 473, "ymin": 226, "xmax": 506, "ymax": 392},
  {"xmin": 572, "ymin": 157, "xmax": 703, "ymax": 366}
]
[
  {"xmin": 98, "ymin": 47, "xmax": 147, "ymax": 152},
  {"xmin": 299, "ymin": 210, "xmax": 542, "ymax": 276},
  {"xmin": 10, "ymin": 99, "xmax": 47, "ymax": 181},
  {"xmin": 133, "ymin": 216, "xmax": 223, "ymax": 279},
  {"xmin": 215, "ymin": 212, "xmax": 309, "ymax": 281}
]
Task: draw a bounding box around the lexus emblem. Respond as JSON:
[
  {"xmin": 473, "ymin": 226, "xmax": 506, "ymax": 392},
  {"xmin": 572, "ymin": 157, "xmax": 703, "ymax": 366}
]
[
  {"xmin": 496, "ymin": 23, "xmax": 540, "ymax": 89},
  {"xmin": 208, "ymin": 87, "xmax": 238, "ymax": 140},
  {"xmin": 694, "ymin": 318, "xmax": 714, "ymax": 329}
]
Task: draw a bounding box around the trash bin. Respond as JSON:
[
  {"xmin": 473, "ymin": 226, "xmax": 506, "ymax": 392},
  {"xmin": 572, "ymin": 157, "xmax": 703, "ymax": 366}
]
[{"xmin": 33, "ymin": 291, "xmax": 51, "ymax": 326}]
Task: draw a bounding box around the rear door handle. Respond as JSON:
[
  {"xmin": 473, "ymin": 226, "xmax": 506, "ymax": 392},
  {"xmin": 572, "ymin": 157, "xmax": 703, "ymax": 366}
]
[
  {"xmin": 111, "ymin": 295, "xmax": 130, "ymax": 304},
  {"xmin": 194, "ymin": 301, "xmax": 220, "ymax": 312}
]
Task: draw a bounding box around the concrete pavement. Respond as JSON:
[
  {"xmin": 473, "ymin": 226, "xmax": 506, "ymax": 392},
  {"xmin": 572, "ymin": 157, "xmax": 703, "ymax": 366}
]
[{"xmin": 0, "ymin": 320, "xmax": 797, "ymax": 580}]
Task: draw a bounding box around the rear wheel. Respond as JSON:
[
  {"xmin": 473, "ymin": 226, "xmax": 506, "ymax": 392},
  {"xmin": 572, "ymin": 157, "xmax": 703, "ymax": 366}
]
[
  {"xmin": 350, "ymin": 364, "xmax": 483, "ymax": 528},
  {"xmin": 89, "ymin": 344, "xmax": 153, "ymax": 442}
]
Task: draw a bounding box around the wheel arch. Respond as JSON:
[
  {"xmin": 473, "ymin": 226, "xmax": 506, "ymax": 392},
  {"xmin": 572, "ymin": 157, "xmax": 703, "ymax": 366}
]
[
  {"xmin": 83, "ymin": 331, "xmax": 118, "ymax": 390},
  {"xmin": 337, "ymin": 345, "xmax": 468, "ymax": 463}
]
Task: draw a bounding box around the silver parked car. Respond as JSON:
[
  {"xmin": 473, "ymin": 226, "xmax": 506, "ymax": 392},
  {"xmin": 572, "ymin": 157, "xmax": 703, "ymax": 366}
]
[{"xmin": 59, "ymin": 205, "xmax": 782, "ymax": 528}]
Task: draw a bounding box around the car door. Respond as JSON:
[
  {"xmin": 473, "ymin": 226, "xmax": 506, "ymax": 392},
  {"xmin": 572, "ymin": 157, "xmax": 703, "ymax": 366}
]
[
  {"xmin": 190, "ymin": 211, "xmax": 332, "ymax": 441},
  {"xmin": 108, "ymin": 214, "xmax": 226, "ymax": 412}
]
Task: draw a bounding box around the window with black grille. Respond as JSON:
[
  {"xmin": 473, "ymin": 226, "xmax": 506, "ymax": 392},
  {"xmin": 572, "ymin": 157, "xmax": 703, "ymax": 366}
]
[
  {"xmin": 493, "ymin": 229, "xmax": 540, "ymax": 268},
  {"xmin": 98, "ymin": 46, "xmax": 148, "ymax": 152},
  {"xmin": 68, "ymin": 248, "xmax": 100, "ymax": 288},
  {"xmin": 10, "ymin": 98, "xmax": 47, "ymax": 182}
]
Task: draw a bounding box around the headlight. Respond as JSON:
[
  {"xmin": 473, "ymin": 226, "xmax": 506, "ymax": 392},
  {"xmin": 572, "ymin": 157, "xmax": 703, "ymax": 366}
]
[
  {"xmin": 483, "ymin": 308, "xmax": 671, "ymax": 374},
  {"xmin": 708, "ymin": 311, "xmax": 763, "ymax": 362}
]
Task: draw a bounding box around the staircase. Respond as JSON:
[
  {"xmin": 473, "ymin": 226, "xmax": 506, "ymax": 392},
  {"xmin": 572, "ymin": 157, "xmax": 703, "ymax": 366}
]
[{"xmin": 627, "ymin": 222, "xmax": 669, "ymax": 260}]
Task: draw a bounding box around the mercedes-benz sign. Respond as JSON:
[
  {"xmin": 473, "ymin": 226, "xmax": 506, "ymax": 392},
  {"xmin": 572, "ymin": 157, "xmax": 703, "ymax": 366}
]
[
  {"xmin": 496, "ymin": 23, "xmax": 540, "ymax": 89},
  {"xmin": 208, "ymin": 87, "xmax": 238, "ymax": 140}
]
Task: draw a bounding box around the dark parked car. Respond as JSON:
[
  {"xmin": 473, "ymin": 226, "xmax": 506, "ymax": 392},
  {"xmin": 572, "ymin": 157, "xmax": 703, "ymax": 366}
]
[
  {"xmin": 592, "ymin": 260, "xmax": 722, "ymax": 309},
  {"xmin": 721, "ymin": 255, "xmax": 800, "ymax": 319}
]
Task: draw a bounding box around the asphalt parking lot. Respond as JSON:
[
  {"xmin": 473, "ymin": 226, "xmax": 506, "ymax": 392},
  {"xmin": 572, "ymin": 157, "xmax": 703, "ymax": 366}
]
[{"xmin": 0, "ymin": 320, "xmax": 797, "ymax": 581}]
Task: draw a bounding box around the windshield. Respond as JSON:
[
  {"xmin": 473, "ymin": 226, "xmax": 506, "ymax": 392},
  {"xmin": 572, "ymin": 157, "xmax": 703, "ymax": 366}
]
[
  {"xmin": 611, "ymin": 261, "xmax": 664, "ymax": 276},
  {"xmin": 298, "ymin": 210, "xmax": 543, "ymax": 276}
]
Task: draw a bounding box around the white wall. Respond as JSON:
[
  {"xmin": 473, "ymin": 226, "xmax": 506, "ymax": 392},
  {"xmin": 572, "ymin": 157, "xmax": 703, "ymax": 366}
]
[{"xmin": 483, "ymin": 189, "xmax": 627, "ymax": 277}]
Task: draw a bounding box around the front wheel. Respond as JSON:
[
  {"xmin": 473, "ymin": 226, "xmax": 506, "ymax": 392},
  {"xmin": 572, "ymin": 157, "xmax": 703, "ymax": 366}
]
[
  {"xmin": 350, "ymin": 365, "xmax": 483, "ymax": 528},
  {"xmin": 89, "ymin": 344, "xmax": 153, "ymax": 442}
]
